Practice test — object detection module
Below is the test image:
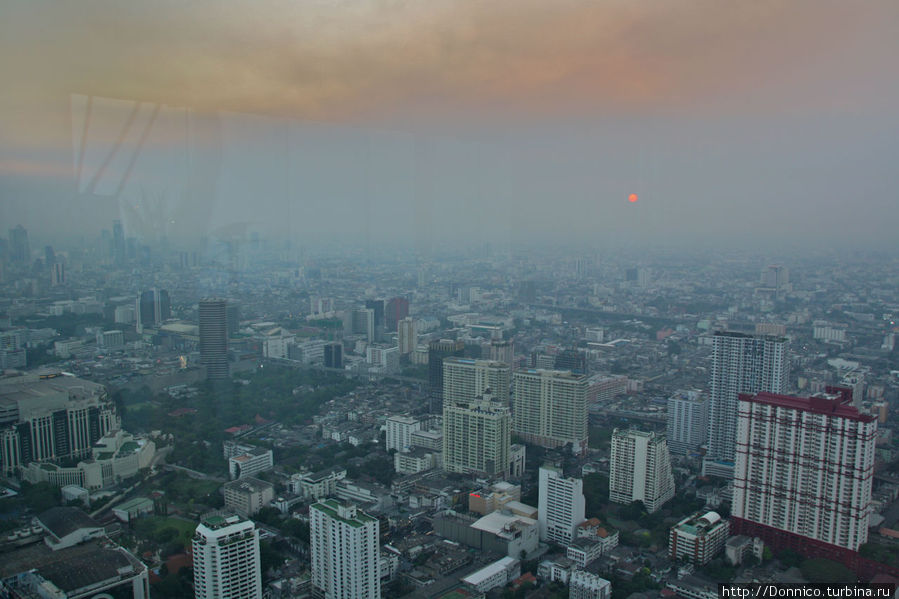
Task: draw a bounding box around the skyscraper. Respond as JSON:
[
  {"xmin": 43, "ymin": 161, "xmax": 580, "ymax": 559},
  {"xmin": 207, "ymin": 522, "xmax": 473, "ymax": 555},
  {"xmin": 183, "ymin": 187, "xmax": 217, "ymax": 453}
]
[
  {"xmin": 351, "ymin": 307, "xmax": 376, "ymax": 343},
  {"xmin": 512, "ymin": 369, "xmax": 589, "ymax": 454},
  {"xmin": 428, "ymin": 339, "xmax": 465, "ymax": 412},
  {"xmin": 488, "ymin": 339, "xmax": 514, "ymax": 369},
  {"xmin": 443, "ymin": 357, "xmax": 511, "ymax": 404},
  {"xmin": 443, "ymin": 393, "xmax": 511, "ymax": 477},
  {"xmin": 49, "ymin": 262, "xmax": 66, "ymax": 287},
  {"xmin": 136, "ymin": 288, "xmax": 171, "ymax": 332},
  {"xmin": 554, "ymin": 348, "xmax": 587, "ymax": 374},
  {"xmin": 732, "ymin": 388, "xmax": 876, "ymax": 556},
  {"xmin": 324, "ymin": 342, "xmax": 343, "ymax": 369},
  {"xmin": 538, "ymin": 464, "xmax": 585, "ymax": 545},
  {"xmin": 8, "ymin": 225, "xmax": 29, "ymax": 265},
  {"xmin": 193, "ymin": 512, "xmax": 262, "ymax": 599},
  {"xmin": 609, "ymin": 429, "xmax": 675, "ymax": 513},
  {"xmin": 666, "ymin": 390, "xmax": 709, "ymax": 455},
  {"xmin": 199, "ymin": 299, "xmax": 229, "ymax": 380},
  {"xmin": 226, "ymin": 302, "xmax": 240, "ymax": 337},
  {"xmin": 397, "ymin": 317, "xmax": 417, "ymax": 355},
  {"xmin": 310, "ymin": 499, "xmax": 380, "ymax": 599},
  {"xmin": 703, "ymin": 332, "xmax": 788, "ymax": 478},
  {"xmin": 365, "ymin": 299, "xmax": 385, "ymax": 341},
  {"xmin": 385, "ymin": 296, "xmax": 409, "ymax": 332}
]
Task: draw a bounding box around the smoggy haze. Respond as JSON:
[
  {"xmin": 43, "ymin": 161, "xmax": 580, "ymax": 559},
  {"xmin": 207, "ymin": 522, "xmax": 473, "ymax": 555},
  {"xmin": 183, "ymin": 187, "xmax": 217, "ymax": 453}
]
[{"xmin": 1, "ymin": 1, "xmax": 898, "ymax": 250}]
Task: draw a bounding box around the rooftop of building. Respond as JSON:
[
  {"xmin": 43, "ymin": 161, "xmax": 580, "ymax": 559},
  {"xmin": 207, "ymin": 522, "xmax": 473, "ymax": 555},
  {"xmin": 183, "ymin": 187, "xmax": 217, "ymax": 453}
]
[
  {"xmin": 515, "ymin": 368, "xmax": 586, "ymax": 379},
  {"xmin": 714, "ymin": 330, "xmax": 787, "ymax": 342},
  {"xmin": 38, "ymin": 507, "xmax": 103, "ymax": 539},
  {"xmin": 471, "ymin": 511, "xmax": 536, "ymax": 536},
  {"xmin": 225, "ymin": 476, "xmax": 274, "ymax": 494},
  {"xmin": 673, "ymin": 511, "xmax": 726, "ymax": 536},
  {"xmin": 311, "ymin": 499, "xmax": 377, "ymax": 527},
  {"xmin": 0, "ymin": 539, "xmax": 144, "ymax": 592},
  {"xmin": 0, "ymin": 371, "xmax": 105, "ymax": 406},
  {"xmin": 740, "ymin": 388, "xmax": 876, "ymax": 423},
  {"xmin": 301, "ymin": 466, "xmax": 346, "ymax": 482},
  {"xmin": 113, "ymin": 496, "xmax": 154, "ymax": 512},
  {"xmin": 461, "ymin": 556, "xmax": 517, "ymax": 586},
  {"xmin": 199, "ymin": 511, "xmax": 249, "ymax": 530}
]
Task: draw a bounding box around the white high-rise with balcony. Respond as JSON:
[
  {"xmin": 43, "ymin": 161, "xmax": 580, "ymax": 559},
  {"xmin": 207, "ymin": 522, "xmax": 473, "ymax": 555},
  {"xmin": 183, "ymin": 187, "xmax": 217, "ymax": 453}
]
[
  {"xmin": 513, "ymin": 369, "xmax": 589, "ymax": 454},
  {"xmin": 385, "ymin": 415, "xmax": 421, "ymax": 453},
  {"xmin": 732, "ymin": 389, "xmax": 876, "ymax": 552},
  {"xmin": 609, "ymin": 429, "xmax": 674, "ymax": 513},
  {"xmin": 310, "ymin": 499, "xmax": 380, "ymax": 599},
  {"xmin": 443, "ymin": 357, "xmax": 511, "ymax": 403},
  {"xmin": 538, "ymin": 465, "xmax": 585, "ymax": 545},
  {"xmin": 193, "ymin": 512, "xmax": 262, "ymax": 599}
]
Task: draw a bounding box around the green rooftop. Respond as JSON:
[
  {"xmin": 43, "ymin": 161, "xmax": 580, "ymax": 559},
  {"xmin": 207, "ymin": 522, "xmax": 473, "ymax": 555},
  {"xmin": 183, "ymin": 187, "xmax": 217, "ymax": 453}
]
[
  {"xmin": 311, "ymin": 499, "xmax": 377, "ymax": 528},
  {"xmin": 119, "ymin": 441, "xmax": 139, "ymax": 454}
]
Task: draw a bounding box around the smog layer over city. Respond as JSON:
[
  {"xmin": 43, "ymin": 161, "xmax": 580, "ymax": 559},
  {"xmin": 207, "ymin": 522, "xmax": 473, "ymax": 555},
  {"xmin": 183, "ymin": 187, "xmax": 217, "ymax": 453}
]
[{"xmin": 1, "ymin": 2, "xmax": 898, "ymax": 598}]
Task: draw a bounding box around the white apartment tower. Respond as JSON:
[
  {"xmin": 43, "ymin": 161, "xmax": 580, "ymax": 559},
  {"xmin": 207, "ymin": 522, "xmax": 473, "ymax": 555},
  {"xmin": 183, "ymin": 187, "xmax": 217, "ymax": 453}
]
[
  {"xmin": 666, "ymin": 391, "xmax": 709, "ymax": 455},
  {"xmin": 310, "ymin": 499, "xmax": 380, "ymax": 599},
  {"xmin": 538, "ymin": 464, "xmax": 586, "ymax": 545},
  {"xmin": 193, "ymin": 512, "xmax": 262, "ymax": 599},
  {"xmin": 704, "ymin": 332, "xmax": 788, "ymax": 478},
  {"xmin": 385, "ymin": 415, "xmax": 421, "ymax": 453},
  {"xmin": 443, "ymin": 358, "xmax": 511, "ymax": 404},
  {"xmin": 512, "ymin": 369, "xmax": 589, "ymax": 454},
  {"xmin": 609, "ymin": 429, "xmax": 675, "ymax": 514},
  {"xmin": 732, "ymin": 389, "xmax": 876, "ymax": 553},
  {"xmin": 443, "ymin": 393, "xmax": 511, "ymax": 477}
]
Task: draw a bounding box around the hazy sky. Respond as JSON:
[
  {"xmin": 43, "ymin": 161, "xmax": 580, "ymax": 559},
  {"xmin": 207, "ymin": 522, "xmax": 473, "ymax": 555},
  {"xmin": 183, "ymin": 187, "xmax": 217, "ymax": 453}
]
[{"xmin": 1, "ymin": 1, "xmax": 898, "ymax": 251}]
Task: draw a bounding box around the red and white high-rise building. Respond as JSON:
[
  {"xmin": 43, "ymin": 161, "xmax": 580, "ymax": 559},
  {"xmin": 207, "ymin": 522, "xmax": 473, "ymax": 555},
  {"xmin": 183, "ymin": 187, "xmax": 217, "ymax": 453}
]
[{"xmin": 732, "ymin": 387, "xmax": 876, "ymax": 556}]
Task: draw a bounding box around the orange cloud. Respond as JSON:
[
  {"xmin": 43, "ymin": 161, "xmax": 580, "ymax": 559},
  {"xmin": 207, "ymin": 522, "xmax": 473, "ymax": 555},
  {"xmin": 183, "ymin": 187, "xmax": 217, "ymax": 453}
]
[{"xmin": 1, "ymin": 0, "xmax": 895, "ymax": 153}]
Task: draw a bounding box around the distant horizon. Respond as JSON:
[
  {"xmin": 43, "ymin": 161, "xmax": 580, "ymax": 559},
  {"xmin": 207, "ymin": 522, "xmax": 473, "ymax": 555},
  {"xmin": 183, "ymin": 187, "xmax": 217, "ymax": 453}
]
[{"xmin": 2, "ymin": 2, "xmax": 898, "ymax": 254}]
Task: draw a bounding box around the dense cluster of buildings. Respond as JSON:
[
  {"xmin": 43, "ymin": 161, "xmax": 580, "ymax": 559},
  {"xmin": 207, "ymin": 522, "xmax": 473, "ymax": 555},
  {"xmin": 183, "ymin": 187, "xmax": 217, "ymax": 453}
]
[{"xmin": 2, "ymin": 225, "xmax": 899, "ymax": 597}]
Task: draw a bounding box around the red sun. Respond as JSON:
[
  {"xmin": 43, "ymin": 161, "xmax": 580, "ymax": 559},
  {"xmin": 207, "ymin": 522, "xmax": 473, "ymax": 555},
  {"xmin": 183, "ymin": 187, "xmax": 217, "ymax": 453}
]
[{"xmin": 628, "ymin": 193, "xmax": 638, "ymax": 203}]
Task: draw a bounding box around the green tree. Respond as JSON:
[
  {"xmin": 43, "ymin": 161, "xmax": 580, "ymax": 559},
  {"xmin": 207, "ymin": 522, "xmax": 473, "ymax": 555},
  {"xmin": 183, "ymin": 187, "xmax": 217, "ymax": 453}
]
[{"xmin": 799, "ymin": 559, "xmax": 855, "ymax": 583}]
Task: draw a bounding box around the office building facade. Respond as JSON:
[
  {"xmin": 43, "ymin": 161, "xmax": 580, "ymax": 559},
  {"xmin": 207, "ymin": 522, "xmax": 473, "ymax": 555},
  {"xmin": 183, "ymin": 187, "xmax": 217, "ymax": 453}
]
[
  {"xmin": 0, "ymin": 372, "xmax": 118, "ymax": 477},
  {"xmin": 199, "ymin": 298, "xmax": 229, "ymax": 379}
]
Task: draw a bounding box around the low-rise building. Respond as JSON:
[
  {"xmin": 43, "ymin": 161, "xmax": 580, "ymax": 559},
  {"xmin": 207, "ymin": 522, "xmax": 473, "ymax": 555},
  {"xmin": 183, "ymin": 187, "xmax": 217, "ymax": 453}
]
[
  {"xmin": 461, "ymin": 556, "xmax": 520, "ymax": 593},
  {"xmin": 228, "ymin": 446, "xmax": 274, "ymax": 480},
  {"xmin": 394, "ymin": 448, "xmax": 438, "ymax": 475},
  {"xmin": 224, "ymin": 477, "xmax": 275, "ymax": 517},
  {"xmin": 288, "ymin": 467, "xmax": 346, "ymax": 499},
  {"xmin": 570, "ymin": 570, "xmax": 612, "ymax": 599},
  {"xmin": 567, "ymin": 537, "xmax": 605, "ymax": 567},
  {"xmin": 112, "ymin": 497, "xmax": 154, "ymax": 522},
  {"xmin": 669, "ymin": 511, "xmax": 729, "ymax": 565}
]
